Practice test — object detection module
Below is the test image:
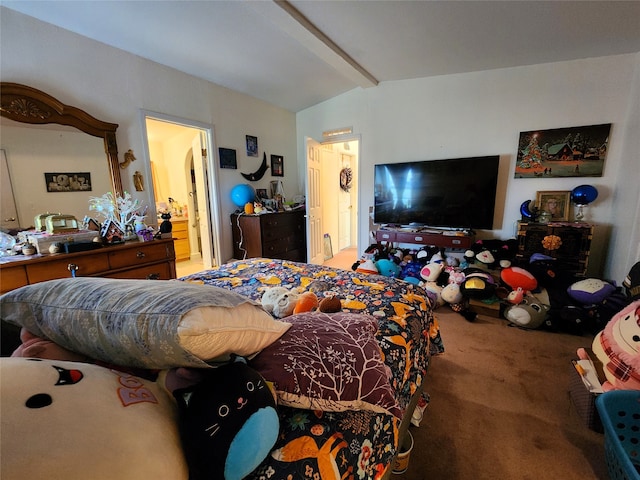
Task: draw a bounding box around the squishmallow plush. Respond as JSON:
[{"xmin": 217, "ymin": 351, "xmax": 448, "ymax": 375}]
[
  {"xmin": 261, "ymin": 287, "xmax": 300, "ymax": 318},
  {"xmin": 503, "ymin": 292, "xmax": 550, "ymax": 329},
  {"xmin": 591, "ymin": 300, "xmax": 640, "ymax": 391},
  {"xmin": 173, "ymin": 357, "xmax": 279, "ymax": 480},
  {"xmin": 501, "ymin": 266, "xmax": 538, "ymax": 293},
  {"xmin": 0, "ymin": 358, "xmax": 188, "ymax": 480}
]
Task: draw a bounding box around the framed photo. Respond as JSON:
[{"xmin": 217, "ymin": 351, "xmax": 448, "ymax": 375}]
[
  {"xmin": 271, "ymin": 154, "xmax": 284, "ymax": 177},
  {"xmin": 536, "ymin": 190, "xmax": 571, "ymax": 221},
  {"xmin": 219, "ymin": 148, "xmax": 237, "ymax": 169},
  {"xmin": 515, "ymin": 123, "xmax": 611, "ymax": 178},
  {"xmin": 256, "ymin": 188, "xmax": 268, "ymax": 199},
  {"xmin": 246, "ymin": 135, "xmax": 258, "ymax": 157},
  {"xmin": 45, "ymin": 172, "xmax": 92, "ymax": 192}
]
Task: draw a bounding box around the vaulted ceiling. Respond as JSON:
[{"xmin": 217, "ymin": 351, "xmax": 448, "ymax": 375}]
[{"xmin": 3, "ymin": 1, "xmax": 640, "ymax": 112}]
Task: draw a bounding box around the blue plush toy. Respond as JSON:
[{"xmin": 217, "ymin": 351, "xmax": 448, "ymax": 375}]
[{"xmin": 173, "ymin": 357, "xmax": 279, "ymax": 480}]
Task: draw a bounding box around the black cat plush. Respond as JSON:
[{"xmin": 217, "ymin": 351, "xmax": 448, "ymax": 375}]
[{"xmin": 173, "ymin": 357, "xmax": 279, "ymax": 480}]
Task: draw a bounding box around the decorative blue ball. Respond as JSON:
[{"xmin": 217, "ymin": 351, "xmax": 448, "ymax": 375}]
[
  {"xmin": 571, "ymin": 185, "xmax": 598, "ymax": 206},
  {"xmin": 230, "ymin": 184, "xmax": 255, "ymax": 207}
]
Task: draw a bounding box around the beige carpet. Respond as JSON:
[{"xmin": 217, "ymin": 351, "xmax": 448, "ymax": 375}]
[{"xmin": 397, "ymin": 308, "xmax": 607, "ymax": 480}]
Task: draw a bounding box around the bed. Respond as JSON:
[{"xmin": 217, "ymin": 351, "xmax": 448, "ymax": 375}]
[
  {"xmin": 0, "ymin": 257, "xmax": 443, "ymax": 480},
  {"xmin": 178, "ymin": 257, "xmax": 444, "ymax": 479}
]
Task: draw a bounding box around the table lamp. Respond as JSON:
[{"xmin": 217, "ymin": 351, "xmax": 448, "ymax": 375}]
[{"xmin": 571, "ymin": 185, "xmax": 598, "ymax": 222}]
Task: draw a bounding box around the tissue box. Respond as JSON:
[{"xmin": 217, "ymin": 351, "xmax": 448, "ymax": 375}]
[{"xmin": 569, "ymin": 361, "xmax": 603, "ymax": 433}]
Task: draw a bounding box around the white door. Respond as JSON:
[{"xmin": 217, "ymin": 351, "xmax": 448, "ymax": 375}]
[
  {"xmin": 1, "ymin": 149, "xmax": 20, "ymax": 230},
  {"xmin": 338, "ymin": 153, "xmax": 353, "ymax": 250},
  {"xmin": 191, "ymin": 134, "xmax": 214, "ymax": 268},
  {"xmin": 306, "ymin": 137, "xmax": 324, "ymax": 264}
]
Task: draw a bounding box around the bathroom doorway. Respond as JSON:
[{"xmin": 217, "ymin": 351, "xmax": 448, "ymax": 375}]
[{"xmin": 141, "ymin": 112, "xmax": 223, "ymax": 274}]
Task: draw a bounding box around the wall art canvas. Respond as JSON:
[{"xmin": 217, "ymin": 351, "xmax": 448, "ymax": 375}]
[
  {"xmin": 514, "ymin": 123, "xmax": 611, "ymax": 178},
  {"xmin": 219, "ymin": 148, "xmax": 237, "ymax": 169},
  {"xmin": 45, "ymin": 172, "xmax": 92, "ymax": 192},
  {"xmin": 246, "ymin": 135, "xmax": 258, "ymax": 157}
]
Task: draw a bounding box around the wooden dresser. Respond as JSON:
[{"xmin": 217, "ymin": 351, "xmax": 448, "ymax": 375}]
[
  {"xmin": 231, "ymin": 210, "xmax": 306, "ymax": 262},
  {"xmin": 516, "ymin": 221, "xmax": 594, "ymax": 277},
  {"xmin": 171, "ymin": 218, "xmax": 190, "ymax": 262},
  {"xmin": 0, "ymin": 238, "xmax": 176, "ymax": 294}
]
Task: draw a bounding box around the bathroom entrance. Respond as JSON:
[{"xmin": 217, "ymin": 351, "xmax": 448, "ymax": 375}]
[{"xmin": 141, "ymin": 112, "xmax": 222, "ymax": 273}]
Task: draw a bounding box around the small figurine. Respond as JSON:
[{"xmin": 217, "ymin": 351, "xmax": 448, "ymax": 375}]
[{"xmin": 159, "ymin": 212, "xmax": 172, "ymax": 234}]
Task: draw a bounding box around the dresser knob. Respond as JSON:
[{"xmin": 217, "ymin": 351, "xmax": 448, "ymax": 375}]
[
  {"xmin": 67, "ymin": 263, "xmax": 79, "ymax": 278},
  {"xmin": 136, "ymin": 251, "xmax": 146, "ymax": 259}
]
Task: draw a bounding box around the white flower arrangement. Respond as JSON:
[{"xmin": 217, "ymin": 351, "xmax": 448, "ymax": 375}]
[{"xmin": 89, "ymin": 192, "xmax": 146, "ymax": 232}]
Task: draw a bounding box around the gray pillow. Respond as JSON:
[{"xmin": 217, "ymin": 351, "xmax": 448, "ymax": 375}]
[{"xmin": 0, "ymin": 277, "xmax": 290, "ymax": 368}]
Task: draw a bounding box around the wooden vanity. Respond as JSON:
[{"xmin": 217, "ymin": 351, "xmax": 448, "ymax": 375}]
[{"xmin": 0, "ymin": 239, "xmax": 176, "ymax": 294}]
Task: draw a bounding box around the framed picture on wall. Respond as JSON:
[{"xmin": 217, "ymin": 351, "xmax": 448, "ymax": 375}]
[
  {"xmin": 536, "ymin": 190, "xmax": 571, "ymax": 221},
  {"xmin": 271, "ymin": 155, "xmax": 284, "ymax": 176},
  {"xmin": 45, "ymin": 172, "xmax": 92, "ymax": 192},
  {"xmin": 246, "ymin": 135, "xmax": 258, "ymax": 157},
  {"xmin": 515, "ymin": 123, "xmax": 611, "ymax": 178},
  {"xmin": 219, "ymin": 148, "xmax": 237, "ymax": 169}
]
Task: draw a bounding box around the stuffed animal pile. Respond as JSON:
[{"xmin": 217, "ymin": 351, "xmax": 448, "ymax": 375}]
[
  {"xmin": 260, "ymin": 286, "xmax": 341, "ymax": 318},
  {"xmin": 5, "ymin": 338, "xmax": 279, "ymax": 480},
  {"xmin": 352, "ymin": 240, "xmax": 638, "ymax": 333}
]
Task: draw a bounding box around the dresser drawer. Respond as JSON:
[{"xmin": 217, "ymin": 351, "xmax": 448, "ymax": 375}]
[
  {"xmin": 103, "ymin": 262, "xmax": 173, "ymax": 280},
  {"xmin": 26, "ymin": 253, "xmax": 110, "ymax": 283},
  {"xmin": 108, "ymin": 242, "xmax": 172, "ymax": 269},
  {"xmin": 171, "ymin": 220, "xmax": 189, "ymax": 239},
  {"xmin": 375, "ymin": 230, "xmax": 397, "ymax": 242},
  {"xmin": 0, "ymin": 265, "xmax": 29, "ymax": 293}
]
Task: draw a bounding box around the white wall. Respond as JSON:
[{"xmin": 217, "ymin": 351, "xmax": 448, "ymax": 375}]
[
  {"xmin": 297, "ymin": 54, "xmax": 640, "ymax": 281},
  {"xmin": 0, "ymin": 8, "xmax": 298, "ymax": 262}
]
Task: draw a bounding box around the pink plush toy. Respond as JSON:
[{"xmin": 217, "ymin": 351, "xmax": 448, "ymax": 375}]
[
  {"xmin": 11, "ymin": 328, "xmax": 87, "ymax": 362},
  {"xmin": 591, "ymin": 300, "xmax": 640, "ymax": 391},
  {"xmin": 11, "ymin": 328, "xmax": 158, "ymax": 380}
]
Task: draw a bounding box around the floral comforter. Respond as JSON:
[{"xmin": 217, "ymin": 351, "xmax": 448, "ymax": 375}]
[{"xmin": 179, "ymin": 258, "xmax": 443, "ymax": 479}]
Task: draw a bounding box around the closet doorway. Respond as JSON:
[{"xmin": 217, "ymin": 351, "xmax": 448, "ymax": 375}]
[{"xmin": 141, "ymin": 112, "xmax": 223, "ymax": 274}]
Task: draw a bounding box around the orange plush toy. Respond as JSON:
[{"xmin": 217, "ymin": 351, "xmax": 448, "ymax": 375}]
[{"xmin": 293, "ymin": 291, "xmax": 319, "ymax": 314}]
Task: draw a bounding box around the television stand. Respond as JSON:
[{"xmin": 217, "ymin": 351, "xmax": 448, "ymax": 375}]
[{"xmin": 374, "ymin": 227, "xmax": 474, "ymax": 250}]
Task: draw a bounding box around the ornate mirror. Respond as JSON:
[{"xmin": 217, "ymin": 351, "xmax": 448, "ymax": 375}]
[{"xmin": 0, "ymin": 82, "xmax": 123, "ymax": 229}]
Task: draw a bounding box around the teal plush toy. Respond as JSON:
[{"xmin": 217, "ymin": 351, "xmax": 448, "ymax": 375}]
[{"xmin": 173, "ymin": 357, "xmax": 279, "ymax": 480}]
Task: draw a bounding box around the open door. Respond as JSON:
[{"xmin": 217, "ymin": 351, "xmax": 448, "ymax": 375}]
[
  {"xmin": 142, "ymin": 112, "xmax": 222, "ymax": 269},
  {"xmin": 191, "ymin": 133, "xmax": 215, "ymax": 268},
  {"xmin": 1, "ymin": 149, "xmax": 20, "ymax": 230},
  {"xmin": 306, "ymin": 137, "xmax": 324, "ymax": 264}
]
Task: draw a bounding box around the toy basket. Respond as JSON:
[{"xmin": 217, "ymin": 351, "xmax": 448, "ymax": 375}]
[{"xmin": 595, "ymin": 390, "xmax": 640, "ymax": 480}]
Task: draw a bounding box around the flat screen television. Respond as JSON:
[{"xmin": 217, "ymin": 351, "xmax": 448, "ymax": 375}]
[{"xmin": 373, "ymin": 155, "xmax": 500, "ymax": 230}]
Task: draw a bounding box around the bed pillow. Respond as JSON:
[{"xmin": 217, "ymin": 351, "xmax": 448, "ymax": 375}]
[
  {"xmin": 0, "ymin": 277, "xmax": 290, "ymax": 369},
  {"xmin": 0, "ymin": 358, "xmax": 188, "ymax": 480},
  {"xmin": 250, "ymin": 311, "xmax": 402, "ymax": 418}
]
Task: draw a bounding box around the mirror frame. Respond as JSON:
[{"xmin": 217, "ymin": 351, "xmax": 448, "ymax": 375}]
[{"xmin": 0, "ymin": 82, "xmax": 123, "ymax": 197}]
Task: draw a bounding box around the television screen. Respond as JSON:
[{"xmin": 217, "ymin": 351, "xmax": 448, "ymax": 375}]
[{"xmin": 373, "ymin": 156, "xmax": 500, "ymax": 230}]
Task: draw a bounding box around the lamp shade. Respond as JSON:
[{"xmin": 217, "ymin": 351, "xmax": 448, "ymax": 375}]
[{"xmin": 571, "ymin": 185, "xmax": 598, "ymax": 206}]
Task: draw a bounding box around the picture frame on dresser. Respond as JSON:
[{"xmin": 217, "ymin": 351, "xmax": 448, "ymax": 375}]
[{"xmin": 536, "ymin": 190, "xmax": 571, "ymax": 221}]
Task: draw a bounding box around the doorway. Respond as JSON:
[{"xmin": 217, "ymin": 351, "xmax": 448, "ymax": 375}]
[
  {"xmin": 305, "ymin": 136, "xmax": 359, "ymax": 266},
  {"xmin": 141, "ymin": 112, "xmax": 223, "ymax": 274}
]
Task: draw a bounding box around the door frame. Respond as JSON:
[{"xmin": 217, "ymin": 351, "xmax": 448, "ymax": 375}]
[
  {"xmin": 139, "ymin": 110, "xmax": 223, "ymax": 268},
  {"xmin": 304, "ymin": 133, "xmax": 360, "ymax": 264}
]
